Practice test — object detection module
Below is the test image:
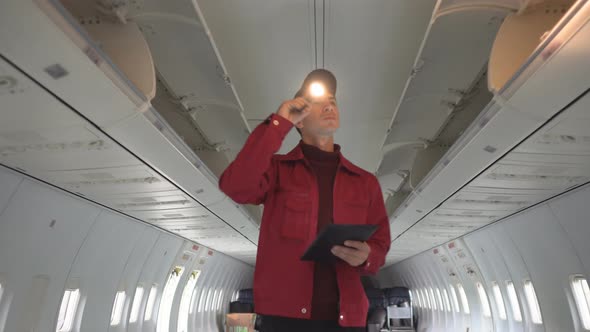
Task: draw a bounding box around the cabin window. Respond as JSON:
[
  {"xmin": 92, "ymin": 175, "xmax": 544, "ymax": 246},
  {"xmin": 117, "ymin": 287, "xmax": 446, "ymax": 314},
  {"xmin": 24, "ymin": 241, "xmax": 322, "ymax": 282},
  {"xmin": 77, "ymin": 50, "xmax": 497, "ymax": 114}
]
[
  {"xmin": 144, "ymin": 284, "xmax": 158, "ymax": 321},
  {"xmin": 423, "ymin": 288, "xmax": 431, "ymax": 309},
  {"xmin": 217, "ymin": 290, "xmax": 225, "ymax": 310},
  {"xmin": 450, "ymin": 284, "xmax": 460, "ymax": 313},
  {"xmin": 443, "ymin": 288, "xmax": 451, "ymax": 312},
  {"xmin": 205, "ymin": 288, "xmax": 214, "ymax": 312},
  {"xmin": 506, "ymin": 281, "xmax": 522, "ymax": 322},
  {"xmin": 457, "ymin": 284, "xmax": 470, "ymax": 314},
  {"xmin": 56, "ymin": 288, "xmax": 80, "ymax": 332},
  {"xmin": 157, "ymin": 267, "xmax": 184, "ymax": 332},
  {"xmin": 110, "ymin": 291, "xmax": 126, "ymax": 326},
  {"xmin": 178, "ymin": 270, "xmax": 200, "ymax": 332},
  {"xmin": 198, "ymin": 287, "xmax": 208, "ymax": 313},
  {"xmin": 414, "ymin": 289, "xmax": 422, "ymax": 308},
  {"xmin": 129, "ymin": 286, "xmax": 144, "ymax": 323},
  {"xmin": 189, "ymin": 287, "xmax": 198, "ymax": 315},
  {"xmin": 429, "ymin": 288, "xmax": 437, "ymax": 310},
  {"xmin": 524, "ymin": 280, "xmax": 543, "ymax": 324},
  {"xmin": 409, "ymin": 289, "xmax": 414, "ymax": 307},
  {"xmin": 491, "ymin": 282, "xmax": 507, "ymax": 320},
  {"xmin": 212, "ymin": 289, "xmax": 220, "ymax": 312},
  {"xmin": 571, "ymin": 276, "xmax": 590, "ymax": 329},
  {"xmin": 476, "ymin": 282, "xmax": 492, "ymax": 318},
  {"xmin": 436, "ymin": 288, "xmax": 444, "ymax": 311}
]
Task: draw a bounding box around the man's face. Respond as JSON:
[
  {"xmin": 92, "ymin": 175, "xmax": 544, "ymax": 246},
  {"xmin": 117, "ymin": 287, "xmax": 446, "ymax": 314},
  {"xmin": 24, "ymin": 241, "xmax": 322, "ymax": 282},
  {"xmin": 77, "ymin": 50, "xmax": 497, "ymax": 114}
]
[{"xmin": 297, "ymin": 93, "xmax": 340, "ymax": 137}]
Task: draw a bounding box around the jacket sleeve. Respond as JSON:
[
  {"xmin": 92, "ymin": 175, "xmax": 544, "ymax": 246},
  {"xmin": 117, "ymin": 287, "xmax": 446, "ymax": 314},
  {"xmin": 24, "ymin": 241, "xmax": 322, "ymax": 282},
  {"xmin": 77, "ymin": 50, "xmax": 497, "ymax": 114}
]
[
  {"xmin": 359, "ymin": 175, "xmax": 391, "ymax": 275},
  {"xmin": 219, "ymin": 113, "xmax": 293, "ymax": 205}
]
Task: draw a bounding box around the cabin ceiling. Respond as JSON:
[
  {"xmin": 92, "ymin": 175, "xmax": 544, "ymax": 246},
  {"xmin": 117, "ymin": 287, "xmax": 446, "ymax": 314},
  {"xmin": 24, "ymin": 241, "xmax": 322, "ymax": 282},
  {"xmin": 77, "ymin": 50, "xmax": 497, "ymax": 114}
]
[
  {"xmin": 3, "ymin": 0, "xmax": 586, "ymax": 268},
  {"xmin": 194, "ymin": 0, "xmax": 437, "ymax": 172}
]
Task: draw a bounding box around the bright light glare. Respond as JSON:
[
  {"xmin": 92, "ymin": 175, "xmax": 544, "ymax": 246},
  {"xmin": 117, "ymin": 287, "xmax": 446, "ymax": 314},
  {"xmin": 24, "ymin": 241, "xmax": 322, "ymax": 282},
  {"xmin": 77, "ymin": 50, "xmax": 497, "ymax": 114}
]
[{"xmin": 309, "ymin": 82, "xmax": 325, "ymax": 97}]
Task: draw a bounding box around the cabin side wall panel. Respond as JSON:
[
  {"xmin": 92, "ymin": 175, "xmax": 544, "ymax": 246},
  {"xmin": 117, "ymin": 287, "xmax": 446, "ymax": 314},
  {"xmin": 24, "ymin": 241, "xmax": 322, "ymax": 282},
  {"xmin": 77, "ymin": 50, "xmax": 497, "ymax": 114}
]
[
  {"xmin": 0, "ymin": 166, "xmax": 254, "ymax": 332},
  {"xmin": 0, "ymin": 173, "xmax": 101, "ymax": 332},
  {"xmin": 380, "ymin": 183, "xmax": 590, "ymax": 332}
]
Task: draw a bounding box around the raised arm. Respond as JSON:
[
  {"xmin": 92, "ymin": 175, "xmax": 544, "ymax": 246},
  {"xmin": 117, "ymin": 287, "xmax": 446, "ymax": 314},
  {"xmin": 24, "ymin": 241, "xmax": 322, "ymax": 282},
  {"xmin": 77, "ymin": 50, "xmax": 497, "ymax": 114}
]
[{"xmin": 219, "ymin": 98, "xmax": 310, "ymax": 205}]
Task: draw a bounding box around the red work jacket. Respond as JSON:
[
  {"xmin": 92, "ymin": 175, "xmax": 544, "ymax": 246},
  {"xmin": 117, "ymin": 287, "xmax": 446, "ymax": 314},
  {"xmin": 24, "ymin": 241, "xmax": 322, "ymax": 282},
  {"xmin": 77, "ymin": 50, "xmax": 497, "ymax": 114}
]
[{"xmin": 219, "ymin": 113, "xmax": 391, "ymax": 327}]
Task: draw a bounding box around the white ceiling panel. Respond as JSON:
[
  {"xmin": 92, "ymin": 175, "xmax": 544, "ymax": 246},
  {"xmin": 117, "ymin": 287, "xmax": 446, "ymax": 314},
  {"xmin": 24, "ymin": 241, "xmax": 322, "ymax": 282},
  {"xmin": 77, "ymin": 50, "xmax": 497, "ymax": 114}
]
[
  {"xmin": 0, "ymin": 62, "xmax": 136, "ymax": 173},
  {"xmin": 194, "ymin": 0, "xmax": 316, "ymax": 120},
  {"xmin": 324, "ymin": 0, "xmax": 437, "ymax": 120},
  {"xmin": 196, "ymin": 0, "xmax": 436, "ymax": 173}
]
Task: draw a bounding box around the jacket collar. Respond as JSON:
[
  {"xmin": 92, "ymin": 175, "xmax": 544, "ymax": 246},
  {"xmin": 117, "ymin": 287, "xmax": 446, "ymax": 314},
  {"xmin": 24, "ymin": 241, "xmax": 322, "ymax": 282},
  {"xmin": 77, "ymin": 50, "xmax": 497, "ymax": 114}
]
[{"xmin": 277, "ymin": 141, "xmax": 363, "ymax": 176}]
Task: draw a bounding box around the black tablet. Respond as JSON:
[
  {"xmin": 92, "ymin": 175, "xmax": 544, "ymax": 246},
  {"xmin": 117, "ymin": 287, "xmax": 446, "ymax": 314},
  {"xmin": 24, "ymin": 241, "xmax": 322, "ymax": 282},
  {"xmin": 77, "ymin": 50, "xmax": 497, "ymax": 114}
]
[{"xmin": 300, "ymin": 224, "xmax": 378, "ymax": 262}]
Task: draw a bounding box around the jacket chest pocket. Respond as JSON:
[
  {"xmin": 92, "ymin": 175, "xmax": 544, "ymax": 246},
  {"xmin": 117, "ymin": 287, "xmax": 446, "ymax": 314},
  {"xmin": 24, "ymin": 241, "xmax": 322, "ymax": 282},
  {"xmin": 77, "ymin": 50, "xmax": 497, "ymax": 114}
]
[
  {"xmin": 280, "ymin": 196, "xmax": 312, "ymax": 241},
  {"xmin": 336, "ymin": 200, "xmax": 369, "ymax": 225}
]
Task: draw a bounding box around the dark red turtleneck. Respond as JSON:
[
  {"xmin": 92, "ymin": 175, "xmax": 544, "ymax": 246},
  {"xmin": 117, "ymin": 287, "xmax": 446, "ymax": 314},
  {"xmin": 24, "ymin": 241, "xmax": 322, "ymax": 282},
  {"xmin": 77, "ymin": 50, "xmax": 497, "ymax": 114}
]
[{"xmin": 301, "ymin": 142, "xmax": 340, "ymax": 321}]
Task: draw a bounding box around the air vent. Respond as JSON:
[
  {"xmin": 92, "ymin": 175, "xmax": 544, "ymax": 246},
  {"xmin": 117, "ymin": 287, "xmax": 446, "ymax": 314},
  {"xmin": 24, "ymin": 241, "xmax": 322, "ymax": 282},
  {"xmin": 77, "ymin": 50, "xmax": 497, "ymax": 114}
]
[
  {"xmin": 148, "ymin": 215, "xmax": 209, "ymax": 222},
  {"xmin": 81, "ymin": 172, "xmax": 116, "ymax": 180},
  {"xmin": 63, "ymin": 176, "xmax": 161, "ymax": 187},
  {"xmin": 116, "ymin": 199, "xmax": 191, "ymax": 209},
  {"xmin": 163, "ymin": 213, "xmax": 184, "ymax": 218}
]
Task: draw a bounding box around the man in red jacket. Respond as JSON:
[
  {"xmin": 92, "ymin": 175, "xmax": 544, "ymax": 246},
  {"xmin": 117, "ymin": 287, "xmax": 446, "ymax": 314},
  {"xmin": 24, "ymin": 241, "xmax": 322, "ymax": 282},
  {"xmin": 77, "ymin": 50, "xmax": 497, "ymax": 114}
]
[{"xmin": 219, "ymin": 69, "xmax": 391, "ymax": 331}]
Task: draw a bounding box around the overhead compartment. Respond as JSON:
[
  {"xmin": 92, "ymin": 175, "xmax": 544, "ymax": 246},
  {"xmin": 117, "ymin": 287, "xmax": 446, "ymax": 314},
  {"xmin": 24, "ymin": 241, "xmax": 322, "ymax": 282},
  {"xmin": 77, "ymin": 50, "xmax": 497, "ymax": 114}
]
[
  {"xmin": 125, "ymin": 0, "xmax": 251, "ymax": 169},
  {"xmin": 0, "ymin": 0, "xmax": 259, "ymax": 264},
  {"xmin": 488, "ymin": 0, "xmax": 574, "ymax": 92},
  {"xmin": 378, "ymin": 0, "xmax": 511, "ymax": 204},
  {"xmin": 60, "ymin": 0, "xmax": 157, "ymax": 100},
  {"xmin": 386, "ymin": 0, "xmax": 589, "ymax": 264}
]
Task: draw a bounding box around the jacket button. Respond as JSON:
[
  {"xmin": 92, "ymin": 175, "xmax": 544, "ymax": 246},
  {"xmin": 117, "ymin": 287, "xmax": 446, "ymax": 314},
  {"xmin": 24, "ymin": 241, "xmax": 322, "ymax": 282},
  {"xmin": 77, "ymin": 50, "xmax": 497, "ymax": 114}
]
[
  {"xmin": 273, "ymin": 119, "xmax": 279, "ymax": 126},
  {"xmin": 340, "ymin": 315, "xmax": 344, "ymax": 320},
  {"xmin": 367, "ymin": 262, "xmax": 371, "ymax": 267},
  {"xmin": 301, "ymin": 308, "xmax": 307, "ymax": 314}
]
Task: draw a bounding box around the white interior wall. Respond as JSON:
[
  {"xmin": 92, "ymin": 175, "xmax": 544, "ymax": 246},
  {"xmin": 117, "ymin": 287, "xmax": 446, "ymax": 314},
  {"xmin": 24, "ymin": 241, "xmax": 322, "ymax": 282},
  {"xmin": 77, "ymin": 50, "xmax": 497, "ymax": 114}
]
[
  {"xmin": 0, "ymin": 165, "xmax": 254, "ymax": 332},
  {"xmin": 378, "ymin": 182, "xmax": 590, "ymax": 332}
]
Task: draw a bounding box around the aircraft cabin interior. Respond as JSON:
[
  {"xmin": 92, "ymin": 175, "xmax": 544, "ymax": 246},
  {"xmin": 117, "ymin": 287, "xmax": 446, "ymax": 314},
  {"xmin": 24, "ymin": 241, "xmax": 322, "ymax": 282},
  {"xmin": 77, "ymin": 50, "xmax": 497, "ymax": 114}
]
[{"xmin": 1, "ymin": 0, "xmax": 590, "ymax": 331}]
